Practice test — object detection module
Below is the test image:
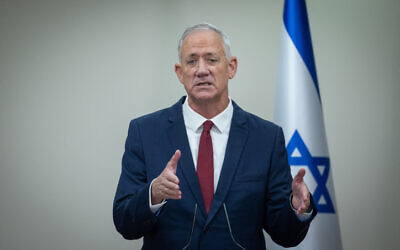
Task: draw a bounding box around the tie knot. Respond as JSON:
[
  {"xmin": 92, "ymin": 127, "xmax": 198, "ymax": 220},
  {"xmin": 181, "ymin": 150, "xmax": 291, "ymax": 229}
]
[{"xmin": 202, "ymin": 120, "xmax": 214, "ymax": 133}]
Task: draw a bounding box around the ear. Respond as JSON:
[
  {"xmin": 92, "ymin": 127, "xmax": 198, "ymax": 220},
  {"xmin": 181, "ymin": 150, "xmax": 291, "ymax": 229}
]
[
  {"xmin": 227, "ymin": 56, "xmax": 238, "ymax": 79},
  {"xmin": 175, "ymin": 63, "xmax": 184, "ymax": 83}
]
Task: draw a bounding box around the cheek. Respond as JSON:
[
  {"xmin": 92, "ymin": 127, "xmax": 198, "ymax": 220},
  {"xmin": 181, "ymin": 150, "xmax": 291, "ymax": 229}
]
[
  {"xmin": 182, "ymin": 74, "xmax": 194, "ymax": 89},
  {"xmin": 182, "ymin": 70, "xmax": 194, "ymax": 79},
  {"xmin": 214, "ymin": 70, "xmax": 229, "ymax": 83},
  {"xmin": 182, "ymin": 76, "xmax": 193, "ymax": 87}
]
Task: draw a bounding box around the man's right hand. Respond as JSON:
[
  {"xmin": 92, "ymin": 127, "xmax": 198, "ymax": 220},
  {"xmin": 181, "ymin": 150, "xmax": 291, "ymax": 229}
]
[{"xmin": 151, "ymin": 150, "xmax": 182, "ymax": 205}]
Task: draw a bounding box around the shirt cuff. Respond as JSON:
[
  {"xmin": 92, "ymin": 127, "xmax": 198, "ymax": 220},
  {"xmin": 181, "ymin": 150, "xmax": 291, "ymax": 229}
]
[
  {"xmin": 289, "ymin": 193, "xmax": 313, "ymax": 222},
  {"xmin": 149, "ymin": 179, "xmax": 167, "ymax": 214}
]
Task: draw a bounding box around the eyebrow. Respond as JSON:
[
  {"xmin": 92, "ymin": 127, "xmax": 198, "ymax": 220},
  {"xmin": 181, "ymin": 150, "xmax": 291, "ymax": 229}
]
[{"xmin": 187, "ymin": 52, "xmax": 218, "ymax": 58}]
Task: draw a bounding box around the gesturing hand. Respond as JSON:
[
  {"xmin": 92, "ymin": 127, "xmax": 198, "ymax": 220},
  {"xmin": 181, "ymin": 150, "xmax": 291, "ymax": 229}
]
[
  {"xmin": 291, "ymin": 168, "xmax": 311, "ymax": 215},
  {"xmin": 151, "ymin": 150, "xmax": 182, "ymax": 205}
]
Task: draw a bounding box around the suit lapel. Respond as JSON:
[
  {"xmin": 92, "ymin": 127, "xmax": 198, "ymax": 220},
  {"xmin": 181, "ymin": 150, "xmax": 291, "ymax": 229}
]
[
  {"xmin": 166, "ymin": 97, "xmax": 208, "ymax": 217},
  {"xmin": 205, "ymin": 102, "xmax": 248, "ymax": 227}
]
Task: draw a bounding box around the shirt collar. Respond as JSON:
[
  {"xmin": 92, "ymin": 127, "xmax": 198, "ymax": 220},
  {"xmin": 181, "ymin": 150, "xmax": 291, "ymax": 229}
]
[{"xmin": 182, "ymin": 97, "xmax": 233, "ymax": 134}]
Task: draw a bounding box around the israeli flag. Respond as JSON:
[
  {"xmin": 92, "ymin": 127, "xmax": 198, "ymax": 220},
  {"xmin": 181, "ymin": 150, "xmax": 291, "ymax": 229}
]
[{"xmin": 267, "ymin": 0, "xmax": 343, "ymax": 249}]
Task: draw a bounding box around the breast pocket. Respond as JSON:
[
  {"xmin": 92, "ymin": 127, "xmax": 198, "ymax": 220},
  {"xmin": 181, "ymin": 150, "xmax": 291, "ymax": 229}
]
[{"xmin": 229, "ymin": 175, "xmax": 266, "ymax": 204}]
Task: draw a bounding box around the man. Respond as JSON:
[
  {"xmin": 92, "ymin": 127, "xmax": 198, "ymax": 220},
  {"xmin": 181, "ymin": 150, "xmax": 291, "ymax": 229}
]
[{"xmin": 113, "ymin": 23, "xmax": 317, "ymax": 249}]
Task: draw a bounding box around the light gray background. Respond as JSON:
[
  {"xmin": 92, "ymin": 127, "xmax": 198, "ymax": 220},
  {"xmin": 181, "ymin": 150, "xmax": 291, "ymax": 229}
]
[{"xmin": 1, "ymin": 0, "xmax": 399, "ymax": 249}]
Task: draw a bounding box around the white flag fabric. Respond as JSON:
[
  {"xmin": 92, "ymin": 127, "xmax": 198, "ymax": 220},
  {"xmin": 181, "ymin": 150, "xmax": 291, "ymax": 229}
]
[{"xmin": 267, "ymin": 0, "xmax": 343, "ymax": 249}]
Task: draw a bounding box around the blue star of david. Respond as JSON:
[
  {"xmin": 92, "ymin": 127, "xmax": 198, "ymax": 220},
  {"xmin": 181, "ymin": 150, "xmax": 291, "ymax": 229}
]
[{"xmin": 286, "ymin": 130, "xmax": 335, "ymax": 213}]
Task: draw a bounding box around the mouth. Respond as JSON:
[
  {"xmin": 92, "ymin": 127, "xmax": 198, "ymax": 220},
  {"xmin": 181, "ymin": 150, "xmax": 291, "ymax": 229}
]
[{"xmin": 195, "ymin": 82, "xmax": 212, "ymax": 86}]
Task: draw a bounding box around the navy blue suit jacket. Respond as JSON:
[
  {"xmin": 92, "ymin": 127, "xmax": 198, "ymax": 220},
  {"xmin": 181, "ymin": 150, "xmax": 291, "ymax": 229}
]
[{"xmin": 113, "ymin": 97, "xmax": 317, "ymax": 249}]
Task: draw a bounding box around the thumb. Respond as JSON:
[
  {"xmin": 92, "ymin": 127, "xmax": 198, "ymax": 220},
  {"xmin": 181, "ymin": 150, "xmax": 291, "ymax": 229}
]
[
  {"xmin": 294, "ymin": 168, "xmax": 306, "ymax": 182},
  {"xmin": 168, "ymin": 149, "xmax": 181, "ymax": 173}
]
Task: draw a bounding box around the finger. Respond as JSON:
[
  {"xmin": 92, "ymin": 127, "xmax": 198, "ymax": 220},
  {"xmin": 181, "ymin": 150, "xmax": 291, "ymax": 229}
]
[
  {"xmin": 166, "ymin": 172, "xmax": 180, "ymax": 184},
  {"xmin": 293, "ymin": 168, "xmax": 306, "ymax": 182},
  {"xmin": 296, "ymin": 199, "xmax": 310, "ymax": 215},
  {"xmin": 162, "ymin": 188, "xmax": 182, "ymax": 200},
  {"xmin": 296, "ymin": 202, "xmax": 306, "ymax": 214},
  {"xmin": 163, "ymin": 180, "xmax": 180, "ymax": 191},
  {"xmin": 167, "ymin": 150, "xmax": 181, "ymax": 173}
]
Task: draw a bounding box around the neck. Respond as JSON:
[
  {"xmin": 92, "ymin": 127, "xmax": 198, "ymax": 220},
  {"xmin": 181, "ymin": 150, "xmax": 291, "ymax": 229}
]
[{"xmin": 187, "ymin": 96, "xmax": 229, "ymax": 119}]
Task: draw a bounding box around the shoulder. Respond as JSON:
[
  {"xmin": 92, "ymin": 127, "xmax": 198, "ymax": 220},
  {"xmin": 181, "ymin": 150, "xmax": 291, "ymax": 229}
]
[
  {"xmin": 132, "ymin": 107, "xmax": 170, "ymax": 126},
  {"xmin": 247, "ymin": 111, "xmax": 280, "ymax": 131},
  {"xmin": 233, "ymin": 102, "xmax": 287, "ymax": 152},
  {"xmin": 127, "ymin": 97, "xmax": 184, "ymax": 130},
  {"xmin": 245, "ymin": 111, "xmax": 284, "ymax": 145},
  {"xmin": 233, "ymin": 100, "xmax": 281, "ymax": 133}
]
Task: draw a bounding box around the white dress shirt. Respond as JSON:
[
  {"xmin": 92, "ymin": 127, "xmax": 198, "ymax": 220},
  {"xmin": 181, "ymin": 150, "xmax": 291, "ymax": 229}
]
[{"xmin": 182, "ymin": 98, "xmax": 233, "ymax": 192}]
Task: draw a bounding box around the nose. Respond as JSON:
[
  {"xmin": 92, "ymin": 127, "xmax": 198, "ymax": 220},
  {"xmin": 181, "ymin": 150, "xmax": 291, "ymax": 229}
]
[{"xmin": 195, "ymin": 59, "xmax": 209, "ymax": 77}]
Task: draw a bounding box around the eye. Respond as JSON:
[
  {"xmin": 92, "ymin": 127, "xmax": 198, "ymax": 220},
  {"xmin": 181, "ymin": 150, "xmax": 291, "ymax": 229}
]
[
  {"xmin": 186, "ymin": 59, "xmax": 196, "ymax": 65},
  {"xmin": 208, "ymin": 58, "xmax": 218, "ymax": 63}
]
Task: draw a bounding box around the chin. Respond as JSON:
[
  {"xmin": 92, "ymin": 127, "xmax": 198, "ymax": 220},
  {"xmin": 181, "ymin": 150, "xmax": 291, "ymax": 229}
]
[{"xmin": 191, "ymin": 93, "xmax": 218, "ymax": 102}]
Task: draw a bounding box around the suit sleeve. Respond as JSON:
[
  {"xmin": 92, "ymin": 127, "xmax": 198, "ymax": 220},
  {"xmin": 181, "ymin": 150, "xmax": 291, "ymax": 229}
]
[
  {"xmin": 113, "ymin": 120, "xmax": 157, "ymax": 239},
  {"xmin": 263, "ymin": 127, "xmax": 317, "ymax": 247}
]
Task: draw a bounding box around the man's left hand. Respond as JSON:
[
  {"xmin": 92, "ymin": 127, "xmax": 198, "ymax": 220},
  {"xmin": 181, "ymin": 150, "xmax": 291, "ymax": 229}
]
[{"xmin": 291, "ymin": 168, "xmax": 311, "ymax": 215}]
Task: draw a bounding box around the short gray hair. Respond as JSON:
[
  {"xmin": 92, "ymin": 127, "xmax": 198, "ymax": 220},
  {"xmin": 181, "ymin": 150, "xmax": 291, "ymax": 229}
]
[{"xmin": 178, "ymin": 23, "xmax": 232, "ymax": 62}]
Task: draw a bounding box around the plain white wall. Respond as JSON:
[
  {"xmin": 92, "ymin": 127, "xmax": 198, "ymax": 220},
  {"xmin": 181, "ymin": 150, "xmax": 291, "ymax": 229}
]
[{"xmin": 0, "ymin": 0, "xmax": 399, "ymax": 249}]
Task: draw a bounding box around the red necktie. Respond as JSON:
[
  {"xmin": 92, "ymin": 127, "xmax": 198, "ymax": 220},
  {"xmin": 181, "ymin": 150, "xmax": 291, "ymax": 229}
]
[{"xmin": 197, "ymin": 120, "xmax": 214, "ymax": 214}]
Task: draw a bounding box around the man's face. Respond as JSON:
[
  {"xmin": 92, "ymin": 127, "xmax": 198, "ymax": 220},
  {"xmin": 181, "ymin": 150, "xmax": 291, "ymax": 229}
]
[{"xmin": 175, "ymin": 29, "xmax": 237, "ymax": 105}]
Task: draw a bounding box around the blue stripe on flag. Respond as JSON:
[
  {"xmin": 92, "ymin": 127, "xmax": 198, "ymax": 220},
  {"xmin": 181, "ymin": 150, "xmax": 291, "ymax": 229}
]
[{"xmin": 283, "ymin": 0, "xmax": 320, "ymax": 99}]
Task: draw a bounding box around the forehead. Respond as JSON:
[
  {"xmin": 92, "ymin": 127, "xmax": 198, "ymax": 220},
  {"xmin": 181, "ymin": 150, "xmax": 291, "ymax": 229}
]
[{"xmin": 181, "ymin": 29, "xmax": 225, "ymax": 56}]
